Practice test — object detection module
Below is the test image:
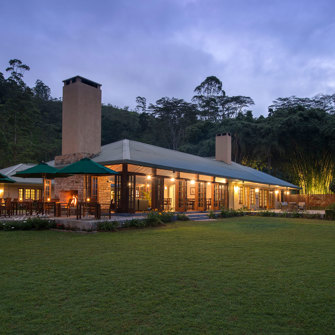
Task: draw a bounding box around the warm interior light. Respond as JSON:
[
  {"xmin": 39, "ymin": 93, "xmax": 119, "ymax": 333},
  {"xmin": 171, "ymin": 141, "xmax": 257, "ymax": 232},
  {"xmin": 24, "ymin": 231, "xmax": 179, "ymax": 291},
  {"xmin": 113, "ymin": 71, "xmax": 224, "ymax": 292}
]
[
  {"xmin": 146, "ymin": 175, "xmax": 151, "ymax": 180},
  {"xmin": 128, "ymin": 182, "xmax": 131, "ymax": 186},
  {"xmin": 86, "ymin": 198, "xmax": 90, "ymax": 202},
  {"xmin": 0, "ymin": 189, "xmax": 3, "ymax": 196},
  {"xmin": 234, "ymin": 185, "xmax": 239, "ymax": 192},
  {"xmin": 275, "ymin": 190, "xmax": 279, "ymax": 195},
  {"xmin": 190, "ymin": 180, "xmax": 195, "ymax": 185},
  {"xmin": 70, "ymin": 195, "xmax": 78, "ymax": 206},
  {"xmin": 19, "ymin": 198, "xmax": 23, "ymax": 202},
  {"xmin": 146, "ymin": 183, "xmax": 150, "ymax": 187},
  {"xmin": 170, "ymin": 178, "xmax": 175, "ymax": 182},
  {"xmin": 222, "ymin": 178, "xmax": 227, "ymax": 183},
  {"xmin": 47, "ymin": 198, "xmax": 51, "ymax": 202},
  {"xmin": 164, "ymin": 186, "xmax": 167, "ymax": 190},
  {"xmin": 255, "ymin": 188, "xmax": 259, "ymax": 193},
  {"xmin": 207, "ymin": 182, "xmax": 211, "ymax": 185}
]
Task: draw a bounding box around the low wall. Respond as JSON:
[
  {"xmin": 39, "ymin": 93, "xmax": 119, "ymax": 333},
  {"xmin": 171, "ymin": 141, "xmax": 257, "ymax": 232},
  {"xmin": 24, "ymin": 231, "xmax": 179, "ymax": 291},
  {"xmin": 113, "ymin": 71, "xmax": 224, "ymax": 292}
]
[{"xmin": 287, "ymin": 194, "xmax": 335, "ymax": 209}]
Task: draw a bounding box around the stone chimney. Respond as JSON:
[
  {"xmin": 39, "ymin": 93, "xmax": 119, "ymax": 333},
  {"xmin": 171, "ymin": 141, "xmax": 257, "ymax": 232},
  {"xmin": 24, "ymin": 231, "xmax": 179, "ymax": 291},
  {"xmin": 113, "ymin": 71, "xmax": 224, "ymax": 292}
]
[
  {"xmin": 55, "ymin": 76, "xmax": 102, "ymax": 166},
  {"xmin": 215, "ymin": 133, "xmax": 232, "ymax": 164}
]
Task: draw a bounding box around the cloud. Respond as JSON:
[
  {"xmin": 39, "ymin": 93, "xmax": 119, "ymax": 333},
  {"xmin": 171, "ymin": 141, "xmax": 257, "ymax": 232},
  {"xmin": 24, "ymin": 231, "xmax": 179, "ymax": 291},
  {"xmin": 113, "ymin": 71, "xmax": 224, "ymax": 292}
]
[{"xmin": 0, "ymin": 0, "xmax": 335, "ymax": 115}]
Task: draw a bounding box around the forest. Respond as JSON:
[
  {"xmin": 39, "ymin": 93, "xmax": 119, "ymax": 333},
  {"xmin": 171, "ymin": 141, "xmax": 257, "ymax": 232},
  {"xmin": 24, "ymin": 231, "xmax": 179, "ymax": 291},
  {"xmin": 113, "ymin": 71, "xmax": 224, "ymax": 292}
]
[{"xmin": 1, "ymin": 59, "xmax": 335, "ymax": 194}]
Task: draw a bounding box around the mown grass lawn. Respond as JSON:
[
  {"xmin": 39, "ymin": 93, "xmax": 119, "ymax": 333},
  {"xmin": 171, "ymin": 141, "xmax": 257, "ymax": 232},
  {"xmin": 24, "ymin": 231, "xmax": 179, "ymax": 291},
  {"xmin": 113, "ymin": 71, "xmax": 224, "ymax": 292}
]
[{"xmin": 1, "ymin": 216, "xmax": 335, "ymax": 335}]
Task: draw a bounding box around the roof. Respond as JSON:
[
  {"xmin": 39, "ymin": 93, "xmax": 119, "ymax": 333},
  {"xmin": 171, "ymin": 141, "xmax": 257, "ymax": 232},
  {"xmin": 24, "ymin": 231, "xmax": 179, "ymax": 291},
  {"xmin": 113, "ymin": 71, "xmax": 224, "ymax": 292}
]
[
  {"xmin": 63, "ymin": 75, "xmax": 101, "ymax": 88},
  {"xmin": 91, "ymin": 139, "xmax": 299, "ymax": 189},
  {"xmin": 0, "ymin": 164, "xmax": 44, "ymax": 185},
  {"xmin": 56, "ymin": 158, "xmax": 118, "ymax": 175}
]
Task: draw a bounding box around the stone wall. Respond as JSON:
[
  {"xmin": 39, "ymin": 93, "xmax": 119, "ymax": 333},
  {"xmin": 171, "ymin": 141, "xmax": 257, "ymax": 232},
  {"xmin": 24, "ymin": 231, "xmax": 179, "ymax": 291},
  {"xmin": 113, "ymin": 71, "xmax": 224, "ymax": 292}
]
[
  {"xmin": 98, "ymin": 176, "xmax": 112, "ymax": 209},
  {"xmin": 54, "ymin": 175, "xmax": 85, "ymax": 202},
  {"xmin": 55, "ymin": 152, "xmax": 96, "ymax": 167},
  {"xmin": 287, "ymin": 194, "xmax": 335, "ymax": 209}
]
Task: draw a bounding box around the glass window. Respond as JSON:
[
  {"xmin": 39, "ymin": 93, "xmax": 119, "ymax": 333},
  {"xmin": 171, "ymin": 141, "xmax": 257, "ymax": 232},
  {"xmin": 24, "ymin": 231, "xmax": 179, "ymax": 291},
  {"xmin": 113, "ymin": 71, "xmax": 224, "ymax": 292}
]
[
  {"xmin": 250, "ymin": 188, "xmax": 255, "ymax": 205},
  {"xmin": 19, "ymin": 188, "xmax": 24, "ymax": 200},
  {"xmin": 91, "ymin": 176, "xmax": 98, "ymax": 201},
  {"xmin": 25, "ymin": 189, "xmax": 31, "ymax": 200},
  {"xmin": 238, "ymin": 187, "xmax": 243, "ymax": 204},
  {"xmin": 36, "ymin": 189, "xmax": 41, "ymax": 200},
  {"xmin": 30, "ymin": 189, "xmax": 36, "ymax": 200}
]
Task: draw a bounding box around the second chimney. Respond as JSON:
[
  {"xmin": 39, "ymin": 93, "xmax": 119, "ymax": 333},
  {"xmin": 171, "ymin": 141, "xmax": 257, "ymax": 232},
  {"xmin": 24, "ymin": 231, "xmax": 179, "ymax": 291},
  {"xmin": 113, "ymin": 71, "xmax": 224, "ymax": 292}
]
[{"xmin": 215, "ymin": 133, "xmax": 232, "ymax": 164}]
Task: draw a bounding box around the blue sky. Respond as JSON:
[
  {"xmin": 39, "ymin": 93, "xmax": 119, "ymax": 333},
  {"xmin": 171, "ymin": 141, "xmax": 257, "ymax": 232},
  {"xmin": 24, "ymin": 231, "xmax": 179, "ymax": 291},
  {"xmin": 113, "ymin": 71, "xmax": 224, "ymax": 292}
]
[{"xmin": 1, "ymin": 0, "xmax": 335, "ymax": 115}]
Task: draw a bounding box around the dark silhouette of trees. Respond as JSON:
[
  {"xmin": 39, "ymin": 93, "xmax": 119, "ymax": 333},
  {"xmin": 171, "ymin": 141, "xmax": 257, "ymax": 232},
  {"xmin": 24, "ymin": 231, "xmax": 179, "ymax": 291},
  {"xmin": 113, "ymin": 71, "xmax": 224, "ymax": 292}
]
[{"xmin": 1, "ymin": 59, "xmax": 335, "ymax": 194}]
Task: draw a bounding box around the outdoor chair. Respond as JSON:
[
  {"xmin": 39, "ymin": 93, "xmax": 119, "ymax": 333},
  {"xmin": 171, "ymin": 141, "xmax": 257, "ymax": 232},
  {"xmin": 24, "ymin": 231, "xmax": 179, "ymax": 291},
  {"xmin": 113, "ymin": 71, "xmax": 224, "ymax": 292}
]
[
  {"xmin": 288, "ymin": 202, "xmax": 298, "ymax": 211},
  {"xmin": 298, "ymin": 202, "xmax": 306, "ymax": 211},
  {"xmin": 280, "ymin": 201, "xmax": 288, "ymax": 211}
]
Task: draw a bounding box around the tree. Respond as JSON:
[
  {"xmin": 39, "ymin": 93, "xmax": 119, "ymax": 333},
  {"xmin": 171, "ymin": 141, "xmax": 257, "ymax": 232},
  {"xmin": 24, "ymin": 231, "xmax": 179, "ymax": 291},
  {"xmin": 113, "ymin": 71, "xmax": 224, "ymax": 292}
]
[
  {"xmin": 5, "ymin": 59, "xmax": 30, "ymax": 86},
  {"xmin": 192, "ymin": 76, "xmax": 225, "ymax": 121},
  {"xmin": 149, "ymin": 97, "xmax": 197, "ymax": 149},
  {"xmin": 329, "ymin": 180, "xmax": 335, "ymax": 193},
  {"xmin": 135, "ymin": 96, "xmax": 147, "ymax": 113},
  {"xmin": 33, "ymin": 80, "xmax": 51, "ymax": 101}
]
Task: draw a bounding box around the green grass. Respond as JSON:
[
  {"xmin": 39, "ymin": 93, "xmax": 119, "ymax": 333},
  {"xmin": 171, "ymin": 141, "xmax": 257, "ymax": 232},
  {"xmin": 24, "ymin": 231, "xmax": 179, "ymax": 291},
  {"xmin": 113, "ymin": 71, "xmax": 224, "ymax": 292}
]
[{"xmin": 1, "ymin": 217, "xmax": 335, "ymax": 335}]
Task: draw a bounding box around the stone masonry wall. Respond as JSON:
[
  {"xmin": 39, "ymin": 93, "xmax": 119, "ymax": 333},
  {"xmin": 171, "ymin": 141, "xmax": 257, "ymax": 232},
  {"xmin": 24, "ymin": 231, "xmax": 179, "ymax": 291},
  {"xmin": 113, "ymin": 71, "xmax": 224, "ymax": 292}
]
[
  {"xmin": 98, "ymin": 176, "xmax": 112, "ymax": 209},
  {"xmin": 54, "ymin": 175, "xmax": 85, "ymax": 202}
]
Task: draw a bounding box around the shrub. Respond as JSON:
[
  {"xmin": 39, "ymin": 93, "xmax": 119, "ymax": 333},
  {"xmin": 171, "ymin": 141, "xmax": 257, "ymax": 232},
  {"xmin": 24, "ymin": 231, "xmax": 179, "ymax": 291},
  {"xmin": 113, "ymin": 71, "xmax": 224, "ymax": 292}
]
[
  {"xmin": 97, "ymin": 221, "xmax": 119, "ymax": 231},
  {"xmin": 326, "ymin": 203, "xmax": 335, "ymax": 210},
  {"xmin": 176, "ymin": 213, "xmax": 190, "ymax": 221},
  {"xmin": 219, "ymin": 209, "xmax": 245, "ymax": 218},
  {"xmin": 208, "ymin": 211, "xmax": 218, "ymax": 219},
  {"xmin": 123, "ymin": 219, "xmax": 146, "ymax": 228},
  {"xmin": 145, "ymin": 212, "xmax": 164, "ymax": 227},
  {"xmin": 159, "ymin": 211, "xmax": 175, "ymax": 223},
  {"xmin": 0, "ymin": 218, "xmax": 55, "ymax": 231}
]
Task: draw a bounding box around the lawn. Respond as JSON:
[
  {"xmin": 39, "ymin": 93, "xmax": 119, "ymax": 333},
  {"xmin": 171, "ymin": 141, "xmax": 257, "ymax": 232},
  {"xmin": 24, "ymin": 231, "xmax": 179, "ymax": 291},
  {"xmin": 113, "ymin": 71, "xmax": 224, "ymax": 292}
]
[{"xmin": 1, "ymin": 216, "xmax": 335, "ymax": 335}]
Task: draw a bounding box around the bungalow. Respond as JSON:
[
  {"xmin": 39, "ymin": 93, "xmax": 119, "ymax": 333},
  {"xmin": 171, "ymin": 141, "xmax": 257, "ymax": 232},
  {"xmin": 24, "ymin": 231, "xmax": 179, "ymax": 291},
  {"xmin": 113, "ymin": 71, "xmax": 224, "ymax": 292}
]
[{"xmin": 1, "ymin": 75, "xmax": 298, "ymax": 212}]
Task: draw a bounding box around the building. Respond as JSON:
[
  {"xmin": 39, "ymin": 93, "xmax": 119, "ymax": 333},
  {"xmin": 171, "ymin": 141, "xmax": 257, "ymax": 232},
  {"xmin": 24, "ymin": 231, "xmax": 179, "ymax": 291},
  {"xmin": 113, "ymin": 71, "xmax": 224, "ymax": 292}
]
[
  {"xmin": 52, "ymin": 76, "xmax": 298, "ymax": 212},
  {"xmin": 1, "ymin": 75, "xmax": 298, "ymax": 211},
  {"xmin": 0, "ymin": 164, "xmax": 45, "ymax": 201}
]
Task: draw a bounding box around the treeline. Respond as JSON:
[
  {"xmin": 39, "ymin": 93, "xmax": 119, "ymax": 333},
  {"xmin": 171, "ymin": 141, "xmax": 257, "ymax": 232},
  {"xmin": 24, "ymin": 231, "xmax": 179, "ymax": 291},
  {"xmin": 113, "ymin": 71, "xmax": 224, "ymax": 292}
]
[{"xmin": 1, "ymin": 59, "xmax": 335, "ymax": 194}]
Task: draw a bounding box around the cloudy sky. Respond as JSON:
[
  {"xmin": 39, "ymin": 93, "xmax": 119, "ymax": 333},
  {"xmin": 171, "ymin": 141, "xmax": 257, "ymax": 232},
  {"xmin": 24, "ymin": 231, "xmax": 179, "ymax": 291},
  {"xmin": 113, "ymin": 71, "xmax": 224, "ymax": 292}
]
[{"xmin": 1, "ymin": 0, "xmax": 335, "ymax": 115}]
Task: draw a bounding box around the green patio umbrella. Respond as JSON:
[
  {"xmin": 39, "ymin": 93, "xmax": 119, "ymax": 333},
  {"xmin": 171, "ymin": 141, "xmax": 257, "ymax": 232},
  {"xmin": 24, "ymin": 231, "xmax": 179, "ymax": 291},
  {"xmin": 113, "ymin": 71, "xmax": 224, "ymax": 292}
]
[
  {"xmin": 13, "ymin": 162, "xmax": 60, "ymax": 207},
  {"xmin": 0, "ymin": 173, "xmax": 15, "ymax": 183},
  {"xmin": 13, "ymin": 162, "xmax": 59, "ymax": 179},
  {"xmin": 56, "ymin": 158, "xmax": 118, "ymax": 201}
]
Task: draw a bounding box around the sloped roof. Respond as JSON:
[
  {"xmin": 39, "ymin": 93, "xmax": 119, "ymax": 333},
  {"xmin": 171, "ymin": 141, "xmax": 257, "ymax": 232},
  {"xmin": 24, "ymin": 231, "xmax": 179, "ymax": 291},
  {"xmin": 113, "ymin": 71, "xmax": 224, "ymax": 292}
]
[
  {"xmin": 92, "ymin": 139, "xmax": 298, "ymax": 189},
  {"xmin": 0, "ymin": 164, "xmax": 44, "ymax": 185}
]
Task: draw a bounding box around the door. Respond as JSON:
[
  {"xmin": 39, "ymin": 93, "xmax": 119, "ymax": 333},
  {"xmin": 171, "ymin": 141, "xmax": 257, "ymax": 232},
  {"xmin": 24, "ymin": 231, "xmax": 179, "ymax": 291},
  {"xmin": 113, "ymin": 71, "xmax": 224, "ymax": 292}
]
[
  {"xmin": 128, "ymin": 174, "xmax": 136, "ymax": 212},
  {"xmin": 114, "ymin": 174, "xmax": 121, "ymax": 211},
  {"xmin": 197, "ymin": 182, "xmax": 206, "ymax": 211},
  {"xmin": 176, "ymin": 180, "xmax": 187, "ymax": 212}
]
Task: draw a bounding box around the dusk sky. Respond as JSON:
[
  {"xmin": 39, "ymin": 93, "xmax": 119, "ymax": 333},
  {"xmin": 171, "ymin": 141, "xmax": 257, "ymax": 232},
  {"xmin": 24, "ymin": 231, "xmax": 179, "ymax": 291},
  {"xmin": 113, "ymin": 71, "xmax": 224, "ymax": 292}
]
[{"xmin": 1, "ymin": 0, "xmax": 335, "ymax": 115}]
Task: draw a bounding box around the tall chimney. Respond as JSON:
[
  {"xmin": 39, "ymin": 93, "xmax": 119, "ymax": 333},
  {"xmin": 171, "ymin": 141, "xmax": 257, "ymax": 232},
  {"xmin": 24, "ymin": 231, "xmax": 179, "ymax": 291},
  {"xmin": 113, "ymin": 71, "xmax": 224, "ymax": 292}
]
[
  {"xmin": 215, "ymin": 133, "xmax": 232, "ymax": 164},
  {"xmin": 61, "ymin": 76, "xmax": 102, "ymax": 156}
]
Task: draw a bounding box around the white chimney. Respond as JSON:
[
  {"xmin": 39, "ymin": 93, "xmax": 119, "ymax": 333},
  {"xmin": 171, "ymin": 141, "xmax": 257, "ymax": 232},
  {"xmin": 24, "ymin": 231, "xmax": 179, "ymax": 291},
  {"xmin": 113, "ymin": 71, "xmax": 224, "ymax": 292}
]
[{"xmin": 215, "ymin": 133, "xmax": 232, "ymax": 164}]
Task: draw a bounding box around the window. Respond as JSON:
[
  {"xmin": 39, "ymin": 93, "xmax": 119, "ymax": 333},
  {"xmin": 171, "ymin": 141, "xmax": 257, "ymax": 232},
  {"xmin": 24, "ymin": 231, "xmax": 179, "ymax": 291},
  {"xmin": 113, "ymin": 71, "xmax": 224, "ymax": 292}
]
[
  {"xmin": 36, "ymin": 189, "xmax": 41, "ymax": 200},
  {"xmin": 91, "ymin": 176, "xmax": 98, "ymax": 201},
  {"xmin": 264, "ymin": 190, "xmax": 268, "ymax": 208},
  {"xmin": 19, "ymin": 188, "xmax": 24, "ymax": 200},
  {"xmin": 30, "ymin": 189, "xmax": 36, "ymax": 200},
  {"xmin": 250, "ymin": 188, "xmax": 255, "ymax": 205},
  {"xmin": 238, "ymin": 186, "xmax": 243, "ymax": 204},
  {"xmin": 44, "ymin": 180, "xmax": 51, "ymax": 200},
  {"xmin": 25, "ymin": 189, "xmax": 31, "ymax": 200},
  {"xmin": 19, "ymin": 188, "xmax": 42, "ymax": 200}
]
